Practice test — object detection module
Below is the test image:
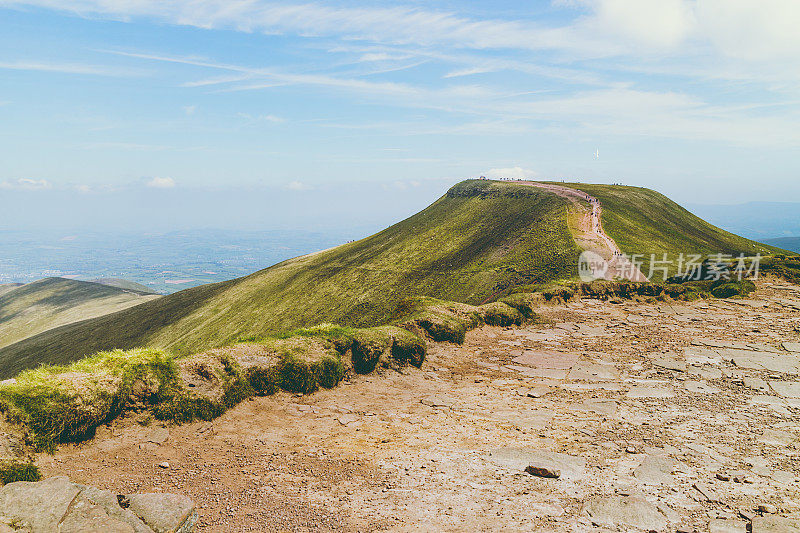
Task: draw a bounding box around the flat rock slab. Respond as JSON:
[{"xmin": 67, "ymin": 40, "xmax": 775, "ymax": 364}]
[
  {"xmin": 0, "ymin": 476, "xmax": 197, "ymax": 533},
  {"xmin": 769, "ymin": 381, "xmax": 800, "ymax": 398},
  {"xmin": 752, "ymin": 516, "xmax": 800, "ymax": 532},
  {"xmin": 685, "ymin": 380, "xmax": 722, "ymax": 394},
  {"xmin": 127, "ymin": 493, "xmax": 197, "ymax": 533},
  {"xmin": 512, "ymin": 350, "xmax": 580, "ymax": 369},
  {"xmin": 758, "ymin": 429, "xmax": 797, "ymax": 447},
  {"xmin": 504, "ymin": 365, "xmax": 568, "ymax": 380},
  {"xmin": 783, "ymin": 342, "xmax": 800, "ymax": 353},
  {"xmin": 633, "ymin": 455, "xmax": 677, "ymax": 485},
  {"xmin": 583, "ymin": 495, "xmax": 668, "ymax": 530},
  {"xmin": 721, "ymin": 349, "xmax": 800, "ymax": 374},
  {"xmin": 709, "ymin": 518, "xmax": 748, "ymax": 533},
  {"xmin": 144, "ymin": 428, "xmax": 170, "ymax": 445},
  {"xmin": 420, "ymin": 396, "xmax": 456, "ymax": 408},
  {"xmin": 626, "ymin": 385, "xmax": 675, "ymax": 399},
  {"xmin": 684, "ymin": 347, "xmax": 722, "ymax": 365},
  {"xmin": 653, "ymin": 356, "xmax": 687, "ymax": 372},
  {"xmin": 485, "ymin": 449, "xmax": 585, "ymax": 481},
  {"xmin": 693, "ymin": 338, "xmax": 751, "ymax": 350},
  {"xmin": 568, "ymin": 361, "xmax": 620, "ymax": 381},
  {"xmin": 688, "ymin": 366, "xmax": 723, "ymax": 380},
  {"xmin": 743, "ymin": 377, "xmax": 770, "ymax": 391}
]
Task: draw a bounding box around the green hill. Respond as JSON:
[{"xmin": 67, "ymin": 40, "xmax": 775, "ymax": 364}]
[
  {"xmin": 90, "ymin": 278, "xmax": 159, "ymax": 294},
  {"xmin": 0, "ymin": 180, "xmax": 780, "ymax": 379},
  {"xmin": 0, "ymin": 284, "xmax": 23, "ymax": 298},
  {"xmin": 0, "ymin": 278, "xmax": 160, "ymax": 352}
]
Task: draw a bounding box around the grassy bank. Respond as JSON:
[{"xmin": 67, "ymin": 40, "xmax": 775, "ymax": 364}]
[{"xmin": 0, "ymin": 295, "xmax": 536, "ymax": 454}]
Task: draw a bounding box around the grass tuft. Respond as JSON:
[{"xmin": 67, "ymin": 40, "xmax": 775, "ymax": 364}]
[
  {"xmin": 478, "ymin": 302, "xmax": 523, "ymax": 327},
  {"xmin": 0, "ymin": 460, "xmax": 41, "ymax": 484}
]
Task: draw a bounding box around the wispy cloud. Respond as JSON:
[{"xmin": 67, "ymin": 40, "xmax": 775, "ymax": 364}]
[
  {"xmin": 285, "ymin": 180, "xmax": 312, "ymax": 191},
  {"xmin": 0, "ymin": 178, "xmax": 52, "ymax": 190},
  {"xmin": 145, "ymin": 177, "xmax": 176, "ymax": 188},
  {"xmin": 6, "ymin": 0, "xmax": 800, "ymax": 64},
  {"xmin": 0, "ymin": 60, "xmax": 144, "ymax": 76},
  {"xmin": 237, "ymin": 113, "xmax": 285, "ymax": 124}
]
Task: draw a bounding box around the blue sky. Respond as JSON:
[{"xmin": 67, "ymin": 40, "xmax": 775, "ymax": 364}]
[{"xmin": 1, "ymin": 0, "xmax": 800, "ymax": 232}]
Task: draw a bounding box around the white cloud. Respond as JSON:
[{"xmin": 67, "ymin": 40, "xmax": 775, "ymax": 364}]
[
  {"xmin": 579, "ymin": 0, "xmax": 695, "ymax": 50},
  {"xmin": 443, "ymin": 66, "xmax": 498, "ymax": 78},
  {"xmin": 0, "ymin": 178, "xmax": 52, "ymax": 190},
  {"xmin": 485, "ymin": 167, "xmax": 538, "ymax": 180},
  {"xmin": 0, "ymin": 60, "xmax": 143, "ymax": 76},
  {"xmin": 5, "ymin": 0, "xmax": 800, "ymax": 65},
  {"xmin": 183, "ymin": 104, "xmax": 197, "ymax": 115},
  {"xmin": 285, "ymin": 180, "xmax": 312, "ymax": 191},
  {"xmin": 145, "ymin": 177, "xmax": 176, "ymax": 188},
  {"xmin": 237, "ymin": 112, "xmax": 285, "ymax": 123}
]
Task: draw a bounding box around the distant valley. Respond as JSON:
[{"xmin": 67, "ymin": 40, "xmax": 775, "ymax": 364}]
[{"xmin": 0, "ymin": 229, "xmax": 355, "ymax": 294}]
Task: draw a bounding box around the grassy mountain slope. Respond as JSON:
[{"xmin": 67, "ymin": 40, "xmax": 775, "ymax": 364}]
[
  {"xmin": 557, "ymin": 183, "xmax": 782, "ymax": 276},
  {"xmin": 0, "ymin": 278, "xmax": 160, "ymax": 351},
  {"xmin": 0, "ymin": 284, "xmax": 23, "ymax": 298},
  {"xmin": 0, "ymin": 180, "xmax": 579, "ymax": 378},
  {"xmin": 90, "ymin": 278, "xmax": 159, "ymax": 294}
]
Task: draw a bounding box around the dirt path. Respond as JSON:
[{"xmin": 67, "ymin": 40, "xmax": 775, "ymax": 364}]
[
  {"xmin": 38, "ymin": 279, "xmax": 800, "ymax": 532},
  {"xmin": 516, "ymin": 181, "xmax": 648, "ymax": 282}
]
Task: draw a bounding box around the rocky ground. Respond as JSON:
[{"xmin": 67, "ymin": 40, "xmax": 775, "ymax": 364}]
[{"xmin": 35, "ymin": 278, "xmax": 800, "ymax": 532}]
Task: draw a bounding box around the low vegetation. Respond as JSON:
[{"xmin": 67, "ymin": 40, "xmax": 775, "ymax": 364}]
[
  {"xmin": 759, "ymin": 255, "xmax": 800, "ymax": 285},
  {"xmin": 0, "ymin": 459, "xmax": 41, "ymax": 484}
]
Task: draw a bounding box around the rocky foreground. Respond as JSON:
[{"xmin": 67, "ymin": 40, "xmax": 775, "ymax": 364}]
[{"xmin": 19, "ymin": 279, "xmax": 800, "ymax": 531}]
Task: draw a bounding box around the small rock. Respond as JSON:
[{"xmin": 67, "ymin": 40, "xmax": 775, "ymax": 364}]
[
  {"xmin": 525, "ymin": 464, "xmax": 560, "ymax": 479},
  {"xmin": 758, "ymin": 503, "xmax": 778, "ymax": 514},
  {"xmin": 158, "ymin": 462, "xmax": 170, "ymax": 469},
  {"xmin": 716, "ymin": 472, "xmax": 731, "ymax": 481}
]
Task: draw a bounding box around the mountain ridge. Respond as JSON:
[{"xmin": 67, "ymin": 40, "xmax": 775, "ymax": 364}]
[{"xmin": 0, "ymin": 180, "xmax": 782, "ymax": 379}]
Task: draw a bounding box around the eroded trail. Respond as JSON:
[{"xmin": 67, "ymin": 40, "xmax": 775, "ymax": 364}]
[
  {"xmin": 39, "ymin": 280, "xmax": 800, "ymax": 532},
  {"xmin": 517, "ymin": 181, "xmax": 648, "ymax": 282}
]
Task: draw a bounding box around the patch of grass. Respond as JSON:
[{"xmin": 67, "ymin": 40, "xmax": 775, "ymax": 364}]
[
  {"xmin": 759, "ymin": 255, "xmax": 800, "ymax": 285},
  {"xmin": 351, "ymin": 327, "xmax": 394, "ymax": 374},
  {"xmin": 245, "ymin": 365, "xmax": 280, "ymax": 396},
  {"xmin": 393, "ymin": 297, "xmax": 477, "ymax": 344},
  {"xmin": 0, "ymin": 460, "xmax": 41, "ymax": 484},
  {"xmin": 389, "ymin": 328, "xmax": 426, "ymax": 367},
  {"xmin": 478, "ymin": 302, "xmax": 523, "ymax": 327},
  {"xmin": 499, "ymin": 293, "xmax": 541, "ymax": 319},
  {"xmin": 317, "ymin": 355, "xmax": 346, "ymax": 389},
  {"xmin": 0, "ymin": 348, "xmax": 178, "ymax": 451},
  {"xmin": 278, "ymin": 354, "xmax": 322, "ymax": 394}
]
